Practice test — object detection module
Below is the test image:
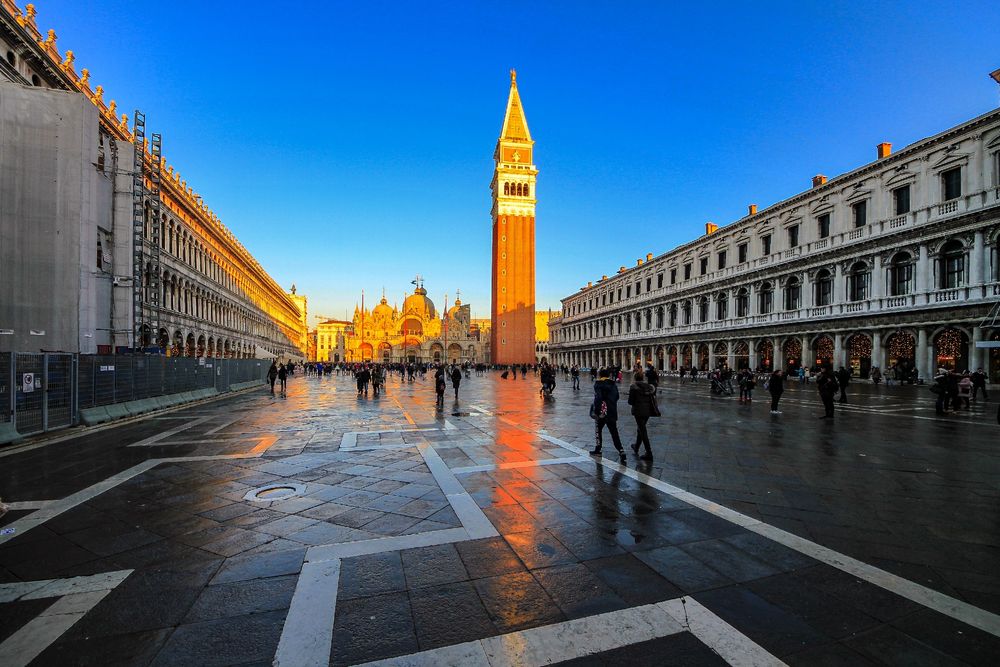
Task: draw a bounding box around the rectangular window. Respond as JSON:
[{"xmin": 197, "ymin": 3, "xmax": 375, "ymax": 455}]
[
  {"xmin": 717, "ymin": 251, "xmax": 727, "ymax": 270},
  {"xmin": 853, "ymin": 201, "xmax": 867, "ymax": 227},
  {"xmin": 737, "ymin": 243, "xmax": 747, "ymax": 264},
  {"xmin": 602, "ymin": 294, "xmax": 606, "ymax": 305},
  {"xmin": 646, "ymin": 278, "xmax": 652, "ymax": 291},
  {"xmin": 684, "ymin": 264, "xmax": 691, "ymax": 280},
  {"xmin": 893, "ymin": 185, "xmax": 910, "ymax": 215},
  {"xmin": 626, "ymin": 286, "xmax": 631, "ymax": 298},
  {"xmin": 699, "ymin": 257, "xmax": 708, "ymax": 275},
  {"xmin": 670, "ymin": 269, "xmax": 677, "ymax": 284},
  {"xmin": 787, "ymin": 225, "xmax": 799, "ymax": 248},
  {"xmin": 617, "ymin": 288, "xmax": 622, "ymax": 300},
  {"xmin": 761, "ymin": 234, "xmax": 771, "ymax": 255},
  {"xmin": 635, "ymin": 281, "xmax": 641, "ymax": 295},
  {"xmin": 657, "ymin": 273, "xmax": 663, "ymax": 288},
  {"xmin": 942, "ymin": 167, "xmax": 961, "ymax": 201},
  {"xmin": 817, "ymin": 214, "xmax": 830, "ymax": 239}
]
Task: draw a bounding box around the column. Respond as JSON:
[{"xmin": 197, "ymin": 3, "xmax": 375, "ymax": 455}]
[
  {"xmin": 871, "ymin": 254, "xmax": 883, "ymax": 300},
  {"xmin": 801, "ymin": 335, "xmax": 811, "ymax": 367},
  {"xmin": 917, "ymin": 328, "xmax": 930, "ymax": 381},
  {"xmin": 801, "ymin": 273, "xmax": 812, "ymax": 309},
  {"xmin": 772, "ymin": 336, "xmax": 783, "ymax": 370},
  {"xmin": 973, "ymin": 326, "xmax": 985, "ymax": 372},
  {"xmin": 708, "ymin": 344, "xmax": 716, "ymax": 370},
  {"xmin": 872, "ymin": 331, "xmax": 884, "ymax": 372},
  {"xmin": 726, "ymin": 339, "xmax": 735, "ymax": 370},
  {"xmin": 916, "ymin": 244, "xmax": 932, "ymax": 296},
  {"xmin": 747, "ymin": 286, "xmax": 756, "ymax": 317},
  {"xmin": 834, "ymin": 333, "xmax": 844, "ymax": 369},
  {"xmin": 971, "ymin": 230, "xmax": 985, "ymax": 286},
  {"xmin": 833, "ymin": 264, "xmax": 844, "ymax": 306}
]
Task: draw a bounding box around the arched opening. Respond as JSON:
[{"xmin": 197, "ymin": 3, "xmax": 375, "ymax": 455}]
[
  {"xmin": 197, "ymin": 335, "xmax": 206, "ymax": 358},
  {"xmin": 734, "ymin": 341, "xmax": 750, "ymax": 370},
  {"xmin": 889, "ymin": 252, "xmax": 913, "ymax": 296},
  {"xmin": 814, "ymin": 270, "xmax": 833, "ymax": 307},
  {"xmin": 157, "ymin": 328, "xmax": 169, "ymax": 351},
  {"xmin": 813, "ymin": 335, "xmax": 834, "ymax": 368},
  {"xmin": 939, "ymin": 240, "xmax": 965, "ymax": 289},
  {"xmin": 757, "ymin": 339, "xmax": 773, "ymax": 372},
  {"xmin": 448, "ymin": 343, "xmax": 462, "ymax": 362},
  {"xmin": 401, "ymin": 318, "xmax": 423, "ymax": 336},
  {"xmin": 885, "ymin": 331, "xmax": 916, "ymax": 380},
  {"xmin": 713, "ymin": 341, "xmax": 729, "ymax": 368},
  {"xmin": 783, "ymin": 338, "xmax": 802, "ymax": 372},
  {"xmin": 847, "ymin": 333, "xmax": 872, "ymax": 378},
  {"xmin": 430, "ymin": 342, "xmax": 443, "ymax": 363},
  {"xmin": 185, "ymin": 333, "xmax": 196, "ymax": 357},
  {"xmin": 378, "ymin": 342, "xmax": 391, "ymax": 361},
  {"xmin": 697, "ymin": 344, "xmax": 709, "ymax": 371},
  {"xmin": 848, "ymin": 261, "xmax": 870, "ymax": 302},
  {"xmin": 359, "ymin": 342, "xmax": 374, "ymax": 361},
  {"xmin": 666, "ymin": 345, "xmax": 677, "ymax": 371},
  {"xmin": 784, "ymin": 277, "xmax": 801, "ymax": 310},
  {"xmin": 934, "ymin": 328, "xmax": 969, "ymax": 371},
  {"xmin": 681, "ymin": 344, "xmax": 692, "ymax": 368},
  {"xmin": 172, "ymin": 330, "xmax": 183, "ymax": 357}
]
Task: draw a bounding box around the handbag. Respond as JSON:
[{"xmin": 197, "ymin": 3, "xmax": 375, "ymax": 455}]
[{"xmin": 649, "ymin": 392, "xmax": 661, "ymax": 417}]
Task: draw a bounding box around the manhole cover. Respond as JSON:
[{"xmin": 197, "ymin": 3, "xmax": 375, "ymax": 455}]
[{"xmin": 244, "ymin": 483, "xmax": 306, "ymax": 503}]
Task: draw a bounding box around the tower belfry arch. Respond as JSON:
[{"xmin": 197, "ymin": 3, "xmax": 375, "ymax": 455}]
[{"xmin": 490, "ymin": 69, "xmax": 537, "ymax": 364}]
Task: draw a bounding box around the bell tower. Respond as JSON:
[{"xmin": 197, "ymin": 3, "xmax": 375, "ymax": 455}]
[{"xmin": 491, "ymin": 69, "xmax": 537, "ymax": 365}]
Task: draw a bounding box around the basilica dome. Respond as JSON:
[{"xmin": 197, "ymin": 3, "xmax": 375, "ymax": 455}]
[
  {"xmin": 403, "ymin": 286, "xmax": 436, "ymax": 320},
  {"xmin": 373, "ymin": 296, "xmax": 394, "ymax": 321}
]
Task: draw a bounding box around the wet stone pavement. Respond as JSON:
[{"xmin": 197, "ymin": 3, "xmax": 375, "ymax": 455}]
[{"xmin": 0, "ymin": 370, "xmax": 998, "ymax": 666}]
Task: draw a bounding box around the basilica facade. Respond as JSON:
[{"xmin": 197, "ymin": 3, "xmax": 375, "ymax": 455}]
[
  {"xmin": 334, "ymin": 285, "xmax": 490, "ymax": 364},
  {"xmin": 549, "ymin": 100, "xmax": 1000, "ymax": 382}
]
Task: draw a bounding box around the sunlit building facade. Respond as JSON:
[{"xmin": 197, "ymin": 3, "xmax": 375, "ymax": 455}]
[
  {"xmin": 550, "ymin": 106, "xmax": 1000, "ymax": 381},
  {"xmin": 0, "ymin": 4, "xmax": 306, "ymax": 358}
]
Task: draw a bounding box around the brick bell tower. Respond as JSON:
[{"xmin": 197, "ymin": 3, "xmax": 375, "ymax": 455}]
[{"xmin": 490, "ymin": 69, "xmax": 537, "ymax": 365}]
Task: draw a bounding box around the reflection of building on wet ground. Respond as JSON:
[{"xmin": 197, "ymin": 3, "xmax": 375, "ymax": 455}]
[
  {"xmin": 550, "ymin": 98, "xmax": 1000, "ymax": 381},
  {"xmin": 315, "ymin": 283, "xmax": 491, "ymax": 363}
]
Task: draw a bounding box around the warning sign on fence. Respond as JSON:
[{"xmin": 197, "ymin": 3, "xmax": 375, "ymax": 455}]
[{"xmin": 22, "ymin": 373, "xmax": 34, "ymax": 393}]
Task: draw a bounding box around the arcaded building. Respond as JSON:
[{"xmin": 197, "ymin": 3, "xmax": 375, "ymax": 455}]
[
  {"xmin": 549, "ymin": 102, "xmax": 1000, "ymax": 381},
  {"xmin": 0, "ymin": 4, "xmax": 306, "ymax": 359}
]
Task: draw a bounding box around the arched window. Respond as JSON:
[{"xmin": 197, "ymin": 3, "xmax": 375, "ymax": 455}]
[
  {"xmin": 715, "ymin": 292, "xmax": 728, "ymax": 320},
  {"xmin": 735, "ymin": 288, "xmax": 749, "ymax": 317},
  {"xmin": 784, "ymin": 277, "xmax": 801, "ymax": 310},
  {"xmin": 682, "ymin": 300, "xmax": 692, "ymax": 325},
  {"xmin": 504, "ymin": 182, "xmax": 510, "ymax": 195},
  {"xmin": 889, "ymin": 252, "xmax": 913, "ymax": 296},
  {"xmin": 848, "ymin": 261, "xmax": 870, "ymax": 301},
  {"xmin": 758, "ymin": 282, "xmax": 773, "ymax": 314},
  {"xmin": 523, "ymin": 184, "xmax": 530, "ymax": 197},
  {"xmin": 940, "ymin": 240, "xmax": 965, "ymax": 288},
  {"xmin": 516, "ymin": 183, "xmax": 523, "ymax": 196},
  {"xmin": 656, "ymin": 306, "xmax": 664, "ymax": 329},
  {"xmin": 644, "ymin": 310, "xmax": 652, "ymax": 329},
  {"xmin": 815, "ymin": 269, "xmax": 833, "ymax": 306},
  {"xmin": 668, "ymin": 304, "xmax": 677, "ymax": 327},
  {"xmin": 698, "ymin": 296, "xmax": 709, "ymax": 323}
]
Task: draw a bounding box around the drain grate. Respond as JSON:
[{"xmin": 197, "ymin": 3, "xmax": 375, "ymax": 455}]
[{"xmin": 244, "ymin": 483, "xmax": 306, "ymax": 503}]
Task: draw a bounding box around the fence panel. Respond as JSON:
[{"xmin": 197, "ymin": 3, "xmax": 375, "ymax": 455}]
[
  {"xmin": 14, "ymin": 354, "xmax": 44, "ymax": 435},
  {"xmin": 46, "ymin": 354, "xmax": 74, "ymax": 430}
]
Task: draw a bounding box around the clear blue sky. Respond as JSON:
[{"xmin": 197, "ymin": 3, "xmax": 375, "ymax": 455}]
[{"xmin": 38, "ymin": 1, "xmax": 1000, "ymax": 322}]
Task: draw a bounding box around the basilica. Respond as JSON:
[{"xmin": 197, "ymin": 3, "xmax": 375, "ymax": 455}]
[{"xmin": 320, "ymin": 283, "xmax": 491, "ymax": 364}]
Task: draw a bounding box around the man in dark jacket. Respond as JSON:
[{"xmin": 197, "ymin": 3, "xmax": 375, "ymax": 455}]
[
  {"xmin": 591, "ymin": 368, "xmax": 626, "ymax": 464},
  {"xmin": 450, "ymin": 365, "xmax": 462, "ymax": 400},
  {"xmin": 835, "ymin": 366, "xmax": 851, "ymax": 403},
  {"xmin": 817, "ymin": 366, "xmax": 838, "ymax": 418},
  {"xmin": 644, "ymin": 363, "xmax": 659, "ymax": 388},
  {"xmin": 971, "ymin": 368, "xmax": 988, "ymax": 402},
  {"xmin": 627, "ymin": 370, "xmax": 656, "ymax": 461}
]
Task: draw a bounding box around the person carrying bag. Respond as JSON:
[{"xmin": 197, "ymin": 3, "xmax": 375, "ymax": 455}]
[{"xmin": 627, "ymin": 370, "xmax": 658, "ymax": 462}]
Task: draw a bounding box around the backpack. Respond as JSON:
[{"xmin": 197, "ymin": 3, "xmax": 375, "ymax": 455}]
[{"xmin": 590, "ymin": 400, "xmax": 608, "ymax": 420}]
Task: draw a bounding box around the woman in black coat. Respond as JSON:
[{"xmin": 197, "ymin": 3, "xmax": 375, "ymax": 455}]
[
  {"xmin": 768, "ymin": 370, "xmax": 785, "ymax": 414},
  {"xmin": 591, "ymin": 368, "xmax": 626, "ymax": 464},
  {"xmin": 627, "ymin": 370, "xmax": 656, "ymax": 461}
]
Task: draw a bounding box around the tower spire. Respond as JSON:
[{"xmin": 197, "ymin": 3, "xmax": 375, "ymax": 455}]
[{"xmin": 500, "ymin": 69, "xmax": 532, "ymax": 142}]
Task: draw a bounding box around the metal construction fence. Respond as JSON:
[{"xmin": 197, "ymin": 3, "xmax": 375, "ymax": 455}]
[{"xmin": 2, "ymin": 353, "xmax": 267, "ymax": 439}]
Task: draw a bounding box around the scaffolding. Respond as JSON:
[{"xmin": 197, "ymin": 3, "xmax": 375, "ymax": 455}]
[{"xmin": 130, "ymin": 111, "xmax": 162, "ymax": 351}]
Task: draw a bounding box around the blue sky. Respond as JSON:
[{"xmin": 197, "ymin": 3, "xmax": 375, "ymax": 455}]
[{"xmin": 38, "ymin": 1, "xmax": 1000, "ymax": 322}]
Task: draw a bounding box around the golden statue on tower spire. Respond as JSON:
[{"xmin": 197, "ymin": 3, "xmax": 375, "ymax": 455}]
[{"xmin": 510, "ymin": 68, "xmax": 516, "ymax": 84}]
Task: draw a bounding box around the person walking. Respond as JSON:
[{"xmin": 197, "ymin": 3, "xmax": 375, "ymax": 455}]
[
  {"xmin": 627, "ymin": 370, "xmax": 657, "ymax": 462},
  {"xmin": 932, "ymin": 368, "xmax": 949, "ymax": 415},
  {"xmin": 571, "ymin": 365, "xmax": 580, "ymax": 390},
  {"xmin": 434, "ymin": 367, "xmax": 446, "ymax": 408},
  {"xmin": 690, "ymin": 367, "xmax": 698, "ymax": 383},
  {"xmin": 267, "ymin": 361, "xmax": 278, "ymax": 394},
  {"xmin": 590, "ymin": 368, "xmax": 626, "ymax": 464},
  {"xmin": 278, "ymin": 363, "xmax": 288, "ymax": 395},
  {"xmin": 971, "ymin": 368, "xmax": 988, "ymax": 402},
  {"xmin": 836, "ymin": 366, "xmax": 851, "ymax": 403},
  {"xmin": 768, "ymin": 369, "xmax": 785, "ymax": 414},
  {"xmin": 816, "ymin": 365, "xmax": 838, "ymax": 419},
  {"xmin": 450, "ymin": 365, "xmax": 462, "ymax": 400},
  {"xmin": 738, "ymin": 369, "xmax": 755, "ymax": 403},
  {"xmin": 644, "ymin": 363, "xmax": 659, "ymax": 388}
]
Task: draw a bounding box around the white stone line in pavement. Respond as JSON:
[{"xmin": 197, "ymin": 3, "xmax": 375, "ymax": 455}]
[
  {"xmin": 356, "ymin": 596, "xmax": 782, "ymax": 667},
  {"xmin": 203, "ymin": 416, "xmax": 242, "ymax": 435},
  {"xmin": 451, "ymin": 455, "xmax": 592, "ymax": 475},
  {"xmin": 306, "ymin": 528, "xmax": 470, "ymax": 564},
  {"xmin": 273, "ymin": 559, "xmax": 341, "ymax": 667},
  {"xmin": 0, "ymin": 569, "xmax": 133, "ymax": 667},
  {"xmin": 339, "ymin": 427, "xmax": 442, "ymax": 450},
  {"xmin": 661, "ymin": 597, "xmax": 786, "ymax": 667},
  {"xmin": 534, "ymin": 431, "xmax": 1000, "ymax": 638},
  {"xmin": 126, "ymin": 415, "xmax": 213, "ymax": 447},
  {"xmin": 0, "ymin": 436, "xmax": 280, "ymax": 546},
  {"xmin": 2, "ymin": 500, "xmax": 54, "ymax": 511}
]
